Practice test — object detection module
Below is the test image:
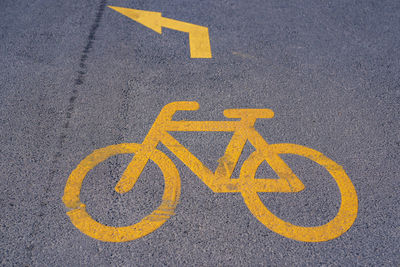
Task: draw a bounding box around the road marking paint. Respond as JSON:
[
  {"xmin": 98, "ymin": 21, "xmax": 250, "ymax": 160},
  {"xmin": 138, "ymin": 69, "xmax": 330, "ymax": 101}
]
[
  {"xmin": 108, "ymin": 6, "xmax": 212, "ymax": 58},
  {"xmin": 63, "ymin": 144, "xmax": 180, "ymax": 242},
  {"xmin": 63, "ymin": 101, "xmax": 357, "ymax": 242}
]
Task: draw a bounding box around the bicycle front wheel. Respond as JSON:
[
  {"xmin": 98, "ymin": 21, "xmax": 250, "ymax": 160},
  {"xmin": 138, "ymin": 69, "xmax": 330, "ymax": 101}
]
[
  {"xmin": 62, "ymin": 143, "xmax": 181, "ymax": 242},
  {"xmin": 241, "ymin": 143, "xmax": 358, "ymax": 242}
]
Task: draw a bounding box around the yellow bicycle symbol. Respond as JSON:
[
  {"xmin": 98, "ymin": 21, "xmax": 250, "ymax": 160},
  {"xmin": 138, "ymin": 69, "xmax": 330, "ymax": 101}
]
[{"xmin": 63, "ymin": 101, "xmax": 358, "ymax": 242}]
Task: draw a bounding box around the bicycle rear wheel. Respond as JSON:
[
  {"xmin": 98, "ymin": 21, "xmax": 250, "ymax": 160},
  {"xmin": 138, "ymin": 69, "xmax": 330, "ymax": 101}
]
[
  {"xmin": 63, "ymin": 143, "xmax": 180, "ymax": 242},
  {"xmin": 240, "ymin": 143, "xmax": 358, "ymax": 242}
]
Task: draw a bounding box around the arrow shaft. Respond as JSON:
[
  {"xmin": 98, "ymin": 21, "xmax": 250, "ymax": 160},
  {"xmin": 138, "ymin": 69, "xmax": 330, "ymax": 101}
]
[
  {"xmin": 161, "ymin": 17, "xmax": 212, "ymax": 58},
  {"xmin": 161, "ymin": 17, "xmax": 206, "ymax": 32}
]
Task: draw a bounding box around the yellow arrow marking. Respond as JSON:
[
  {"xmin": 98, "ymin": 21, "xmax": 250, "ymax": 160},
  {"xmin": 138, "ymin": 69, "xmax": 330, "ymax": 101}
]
[{"xmin": 108, "ymin": 6, "xmax": 212, "ymax": 58}]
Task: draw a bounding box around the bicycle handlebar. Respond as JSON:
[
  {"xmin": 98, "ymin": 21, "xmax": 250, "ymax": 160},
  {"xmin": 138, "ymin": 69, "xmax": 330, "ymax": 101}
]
[{"xmin": 162, "ymin": 101, "xmax": 200, "ymax": 112}]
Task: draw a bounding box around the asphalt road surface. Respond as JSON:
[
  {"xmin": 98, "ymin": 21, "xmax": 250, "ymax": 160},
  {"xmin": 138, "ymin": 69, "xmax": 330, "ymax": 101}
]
[{"xmin": 1, "ymin": 0, "xmax": 399, "ymax": 265}]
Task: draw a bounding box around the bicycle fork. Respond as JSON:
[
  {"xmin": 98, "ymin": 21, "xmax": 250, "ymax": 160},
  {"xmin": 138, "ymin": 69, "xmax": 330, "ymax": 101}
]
[
  {"xmin": 114, "ymin": 102, "xmax": 199, "ymax": 194},
  {"xmin": 114, "ymin": 122, "xmax": 168, "ymax": 194}
]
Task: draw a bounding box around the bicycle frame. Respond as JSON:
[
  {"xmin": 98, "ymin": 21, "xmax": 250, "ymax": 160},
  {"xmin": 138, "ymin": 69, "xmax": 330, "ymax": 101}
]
[{"xmin": 115, "ymin": 101, "xmax": 305, "ymax": 194}]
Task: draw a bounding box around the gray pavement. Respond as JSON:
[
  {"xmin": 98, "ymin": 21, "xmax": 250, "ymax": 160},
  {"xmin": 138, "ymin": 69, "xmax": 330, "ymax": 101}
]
[{"xmin": 1, "ymin": 0, "xmax": 399, "ymax": 265}]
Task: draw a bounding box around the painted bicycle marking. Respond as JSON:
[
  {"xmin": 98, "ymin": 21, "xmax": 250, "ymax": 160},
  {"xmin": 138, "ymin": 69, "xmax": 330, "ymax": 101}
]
[{"xmin": 63, "ymin": 101, "xmax": 358, "ymax": 242}]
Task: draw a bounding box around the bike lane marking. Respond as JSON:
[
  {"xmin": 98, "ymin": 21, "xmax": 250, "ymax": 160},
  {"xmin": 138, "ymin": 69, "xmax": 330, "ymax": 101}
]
[
  {"xmin": 63, "ymin": 102, "xmax": 358, "ymax": 243},
  {"xmin": 108, "ymin": 6, "xmax": 212, "ymax": 58}
]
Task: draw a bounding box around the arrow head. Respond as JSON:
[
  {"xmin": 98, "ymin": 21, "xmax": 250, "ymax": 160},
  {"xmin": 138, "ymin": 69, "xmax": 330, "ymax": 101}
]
[{"xmin": 108, "ymin": 6, "xmax": 162, "ymax": 34}]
